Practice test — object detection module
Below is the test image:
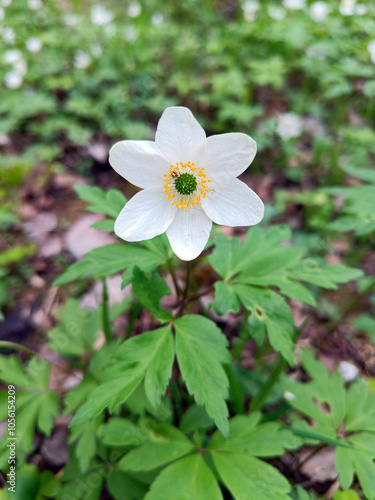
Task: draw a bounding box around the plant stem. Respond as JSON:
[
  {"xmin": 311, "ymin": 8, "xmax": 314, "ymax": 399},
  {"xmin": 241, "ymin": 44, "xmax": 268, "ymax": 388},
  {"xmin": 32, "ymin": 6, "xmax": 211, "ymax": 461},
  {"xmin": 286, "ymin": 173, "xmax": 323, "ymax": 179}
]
[
  {"xmin": 167, "ymin": 260, "xmax": 182, "ymax": 299},
  {"xmin": 250, "ymin": 317, "xmax": 309, "ymax": 412},
  {"xmin": 102, "ymin": 278, "xmax": 112, "ymax": 343},
  {"xmin": 225, "ymin": 363, "xmax": 244, "ymax": 414},
  {"xmin": 182, "ymin": 261, "xmax": 191, "ymax": 302}
]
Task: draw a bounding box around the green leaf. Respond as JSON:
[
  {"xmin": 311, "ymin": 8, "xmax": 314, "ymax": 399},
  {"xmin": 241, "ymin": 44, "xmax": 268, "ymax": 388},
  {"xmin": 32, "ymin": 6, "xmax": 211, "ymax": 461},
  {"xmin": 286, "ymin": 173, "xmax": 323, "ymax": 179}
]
[
  {"xmin": 70, "ymin": 326, "xmax": 174, "ymax": 427},
  {"xmin": 107, "ymin": 469, "xmax": 149, "ymax": 500},
  {"xmin": 74, "ymin": 185, "xmax": 126, "ymax": 219},
  {"xmin": 144, "ymin": 454, "xmax": 223, "ymax": 500},
  {"xmin": 333, "ymin": 491, "xmax": 360, "ymax": 500},
  {"xmin": 99, "ymin": 418, "xmax": 146, "ymax": 447},
  {"xmin": 234, "ymin": 285, "xmax": 295, "ymax": 366},
  {"xmin": 211, "ymin": 281, "xmax": 240, "ymax": 316},
  {"xmin": 213, "ymin": 453, "xmax": 291, "ymax": 500},
  {"xmin": 69, "ymin": 415, "xmax": 103, "ymax": 473},
  {"xmin": 132, "ymin": 267, "xmax": 172, "ymax": 320},
  {"xmin": 290, "ymin": 262, "xmax": 363, "ymax": 289},
  {"xmin": 174, "ymin": 315, "xmax": 231, "ymax": 437},
  {"xmin": 180, "ymin": 405, "xmax": 214, "ymax": 434},
  {"xmin": 119, "ymin": 423, "xmax": 194, "ymax": 472},
  {"xmin": 54, "ymin": 244, "xmax": 165, "ymax": 285}
]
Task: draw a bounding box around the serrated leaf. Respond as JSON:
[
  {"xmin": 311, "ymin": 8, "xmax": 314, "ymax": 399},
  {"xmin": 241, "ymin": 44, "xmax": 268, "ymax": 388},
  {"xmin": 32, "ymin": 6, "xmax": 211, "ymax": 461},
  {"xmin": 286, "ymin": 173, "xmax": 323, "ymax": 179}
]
[
  {"xmin": 99, "ymin": 418, "xmax": 146, "ymax": 447},
  {"xmin": 211, "ymin": 281, "xmax": 240, "ymax": 315},
  {"xmin": 132, "ymin": 267, "xmax": 172, "ymax": 320},
  {"xmin": 144, "ymin": 454, "xmax": 223, "ymax": 500},
  {"xmin": 234, "ymin": 285, "xmax": 295, "ymax": 365},
  {"xmin": 174, "ymin": 315, "xmax": 231, "ymax": 437},
  {"xmin": 213, "ymin": 452, "xmax": 291, "ymax": 500},
  {"xmin": 107, "ymin": 469, "xmax": 149, "ymax": 500},
  {"xmin": 74, "ymin": 185, "xmax": 126, "ymax": 219},
  {"xmin": 180, "ymin": 405, "xmax": 214, "ymax": 434},
  {"xmin": 70, "ymin": 326, "xmax": 174, "ymax": 427},
  {"xmin": 54, "ymin": 244, "xmax": 164, "ymax": 286},
  {"xmin": 119, "ymin": 423, "xmax": 194, "ymax": 472}
]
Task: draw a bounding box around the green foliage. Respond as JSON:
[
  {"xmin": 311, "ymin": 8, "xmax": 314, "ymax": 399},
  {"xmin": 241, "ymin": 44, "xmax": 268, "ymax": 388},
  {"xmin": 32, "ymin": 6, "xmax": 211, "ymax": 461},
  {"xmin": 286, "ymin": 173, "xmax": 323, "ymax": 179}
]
[
  {"xmin": 131, "ymin": 266, "xmax": 172, "ymax": 321},
  {"xmin": 284, "ymin": 350, "xmax": 375, "ymax": 498},
  {"xmin": 74, "ymin": 185, "xmax": 127, "ymax": 220}
]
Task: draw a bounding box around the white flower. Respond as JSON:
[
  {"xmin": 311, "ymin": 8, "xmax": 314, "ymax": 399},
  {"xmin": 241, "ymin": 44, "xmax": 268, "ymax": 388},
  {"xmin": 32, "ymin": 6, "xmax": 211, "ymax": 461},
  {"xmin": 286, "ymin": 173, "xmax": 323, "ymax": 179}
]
[
  {"xmin": 367, "ymin": 40, "xmax": 375, "ymax": 63},
  {"xmin": 109, "ymin": 107, "xmax": 264, "ymax": 261},
  {"xmin": 2, "ymin": 27, "xmax": 15, "ymax": 44},
  {"xmin": 74, "ymin": 50, "xmax": 91, "ymax": 69},
  {"xmin": 1, "ymin": 0, "xmax": 12, "ymax": 6},
  {"xmin": 26, "ymin": 37, "xmax": 42, "ymax": 53},
  {"xmin": 128, "ymin": 2, "xmax": 141, "ymax": 18},
  {"xmin": 355, "ymin": 4, "xmax": 367, "ymax": 15},
  {"xmin": 339, "ymin": 0, "xmax": 356, "ymax": 16},
  {"xmin": 268, "ymin": 5, "xmax": 286, "ymax": 20},
  {"xmin": 3, "ymin": 49, "xmax": 22, "ymax": 64},
  {"xmin": 276, "ymin": 113, "xmax": 303, "ymax": 140},
  {"xmin": 28, "ymin": 0, "xmax": 42, "ymax": 10},
  {"xmin": 91, "ymin": 4, "xmax": 114, "ymax": 25},
  {"xmin": 283, "ymin": 0, "xmax": 306, "ymax": 10},
  {"xmin": 64, "ymin": 13, "xmax": 78, "ymax": 27},
  {"xmin": 4, "ymin": 72, "xmax": 22, "ymax": 89},
  {"xmin": 338, "ymin": 361, "xmax": 359, "ymax": 382},
  {"xmin": 13, "ymin": 59, "xmax": 27, "ymax": 76},
  {"xmin": 151, "ymin": 12, "xmax": 164, "ymax": 25},
  {"xmin": 310, "ymin": 1, "xmax": 329, "ymax": 21},
  {"xmin": 242, "ymin": 0, "xmax": 259, "ymax": 21}
]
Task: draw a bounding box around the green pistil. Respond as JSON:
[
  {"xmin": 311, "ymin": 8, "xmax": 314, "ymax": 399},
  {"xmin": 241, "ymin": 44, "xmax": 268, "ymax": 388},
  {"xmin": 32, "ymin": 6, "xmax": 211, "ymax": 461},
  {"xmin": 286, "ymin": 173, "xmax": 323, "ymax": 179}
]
[{"xmin": 174, "ymin": 173, "xmax": 197, "ymax": 195}]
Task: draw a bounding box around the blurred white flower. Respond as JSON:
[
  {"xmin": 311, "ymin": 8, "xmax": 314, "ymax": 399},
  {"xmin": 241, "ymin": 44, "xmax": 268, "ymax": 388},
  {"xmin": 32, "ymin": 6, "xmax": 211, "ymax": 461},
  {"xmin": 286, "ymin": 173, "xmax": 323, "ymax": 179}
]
[
  {"xmin": 13, "ymin": 59, "xmax": 27, "ymax": 76},
  {"xmin": 28, "ymin": 0, "xmax": 42, "ymax": 10},
  {"xmin": 74, "ymin": 50, "xmax": 91, "ymax": 69},
  {"xmin": 367, "ymin": 40, "xmax": 375, "ymax": 64},
  {"xmin": 2, "ymin": 27, "xmax": 15, "ymax": 45},
  {"xmin": 0, "ymin": 7, "xmax": 4, "ymax": 20},
  {"xmin": 310, "ymin": 1, "xmax": 330, "ymax": 21},
  {"xmin": 268, "ymin": 5, "xmax": 286, "ymax": 20},
  {"xmin": 124, "ymin": 26, "xmax": 138, "ymax": 42},
  {"xmin": 339, "ymin": 0, "xmax": 356, "ymax": 16},
  {"xmin": 1, "ymin": 0, "xmax": 12, "ymax": 6},
  {"xmin": 151, "ymin": 12, "xmax": 164, "ymax": 25},
  {"xmin": 64, "ymin": 13, "xmax": 78, "ymax": 27},
  {"xmin": 4, "ymin": 72, "xmax": 22, "ymax": 89},
  {"xmin": 91, "ymin": 43, "xmax": 103, "ymax": 58},
  {"xmin": 128, "ymin": 2, "xmax": 141, "ymax": 18},
  {"xmin": 284, "ymin": 391, "xmax": 296, "ymax": 401},
  {"xmin": 283, "ymin": 0, "xmax": 306, "ymax": 10},
  {"xmin": 276, "ymin": 113, "xmax": 303, "ymax": 140},
  {"xmin": 91, "ymin": 4, "xmax": 114, "ymax": 26},
  {"xmin": 26, "ymin": 37, "xmax": 42, "ymax": 53},
  {"xmin": 355, "ymin": 4, "xmax": 367, "ymax": 15},
  {"xmin": 242, "ymin": 0, "xmax": 259, "ymax": 21},
  {"xmin": 3, "ymin": 49, "xmax": 22, "ymax": 64},
  {"xmin": 338, "ymin": 361, "xmax": 359, "ymax": 382}
]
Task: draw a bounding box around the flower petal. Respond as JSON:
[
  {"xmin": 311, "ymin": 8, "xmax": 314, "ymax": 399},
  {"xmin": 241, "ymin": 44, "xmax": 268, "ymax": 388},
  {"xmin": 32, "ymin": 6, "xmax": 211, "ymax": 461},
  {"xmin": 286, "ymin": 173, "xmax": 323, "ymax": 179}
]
[
  {"xmin": 201, "ymin": 133, "xmax": 257, "ymax": 179},
  {"xmin": 109, "ymin": 140, "xmax": 169, "ymax": 189},
  {"xmin": 155, "ymin": 107, "xmax": 206, "ymax": 166},
  {"xmin": 115, "ymin": 187, "xmax": 176, "ymax": 241},
  {"xmin": 201, "ymin": 177, "xmax": 264, "ymax": 226},
  {"xmin": 166, "ymin": 207, "xmax": 212, "ymax": 261}
]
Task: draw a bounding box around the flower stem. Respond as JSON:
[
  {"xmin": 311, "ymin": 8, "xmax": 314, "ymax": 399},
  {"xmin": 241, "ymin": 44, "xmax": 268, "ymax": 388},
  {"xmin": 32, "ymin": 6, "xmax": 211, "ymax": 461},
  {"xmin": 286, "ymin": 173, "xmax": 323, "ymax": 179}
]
[
  {"xmin": 167, "ymin": 260, "xmax": 182, "ymax": 299},
  {"xmin": 182, "ymin": 261, "xmax": 191, "ymax": 302},
  {"xmin": 102, "ymin": 278, "xmax": 112, "ymax": 343}
]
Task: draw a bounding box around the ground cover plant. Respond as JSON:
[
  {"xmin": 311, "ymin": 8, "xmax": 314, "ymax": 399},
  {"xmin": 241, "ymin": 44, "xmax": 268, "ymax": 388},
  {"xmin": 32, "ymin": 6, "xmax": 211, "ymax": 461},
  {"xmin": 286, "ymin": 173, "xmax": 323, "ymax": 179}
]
[{"xmin": 1, "ymin": 0, "xmax": 375, "ymax": 499}]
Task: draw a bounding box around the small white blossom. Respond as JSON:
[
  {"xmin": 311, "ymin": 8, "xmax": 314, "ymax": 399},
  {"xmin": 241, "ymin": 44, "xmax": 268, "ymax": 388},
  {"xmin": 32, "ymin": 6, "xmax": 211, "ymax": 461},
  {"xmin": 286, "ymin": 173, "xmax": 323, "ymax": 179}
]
[
  {"xmin": 276, "ymin": 113, "xmax": 303, "ymax": 140},
  {"xmin": 128, "ymin": 2, "xmax": 141, "ymax": 18},
  {"xmin": 124, "ymin": 26, "xmax": 138, "ymax": 42},
  {"xmin": 268, "ymin": 5, "xmax": 286, "ymax": 19},
  {"xmin": 283, "ymin": 0, "xmax": 306, "ymax": 10},
  {"xmin": 242, "ymin": 0, "xmax": 259, "ymax": 21},
  {"xmin": 151, "ymin": 12, "xmax": 164, "ymax": 25},
  {"xmin": 109, "ymin": 107, "xmax": 264, "ymax": 261},
  {"xmin": 4, "ymin": 72, "xmax": 22, "ymax": 89},
  {"xmin": 3, "ymin": 49, "xmax": 22, "ymax": 64},
  {"xmin": 91, "ymin": 4, "xmax": 114, "ymax": 25},
  {"xmin": 13, "ymin": 59, "xmax": 27, "ymax": 76},
  {"xmin": 355, "ymin": 4, "xmax": 367, "ymax": 15},
  {"xmin": 64, "ymin": 13, "xmax": 78, "ymax": 27},
  {"xmin": 26, "ymin": 37, "xmax": 42, "ymax": 53},
  {"xmin": 2, "ymin": 27, "xmax": 15, "ymax": 45},
  {"xmin": 367, "ymin": 40, "xmax": 375, "ymax": 64},
  {"xmin": 339, "ymin": 0, "xmax": 356, "ymax": 16},
  {"xmin": 338, "ymin": 361, "xmax": 359, "ymax": 382},
  {"xmin": 284, "ymin": 391, "xmax": 296, "ymax": 401},
  {"xmin": 28, "ymin": 0, "xmax": 42, "ymax": 9},
  {"xmin": 1, "ymin": 0, "xmax": 12, "ymax": 6},
  {"xmin": 310, "ymin": 1, "xmax": 329, "ymax": 21},
  {"xmin": 74, "ymin": 50, "xmax": 91, "ymax": 69}
]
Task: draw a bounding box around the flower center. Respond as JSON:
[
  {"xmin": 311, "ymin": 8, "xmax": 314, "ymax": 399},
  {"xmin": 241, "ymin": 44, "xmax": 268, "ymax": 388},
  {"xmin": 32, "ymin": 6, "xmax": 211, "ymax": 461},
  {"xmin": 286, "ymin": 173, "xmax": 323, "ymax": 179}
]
[{"xmin": 163, "ymin": 161, "xmax": 211, "ymax": 210}]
